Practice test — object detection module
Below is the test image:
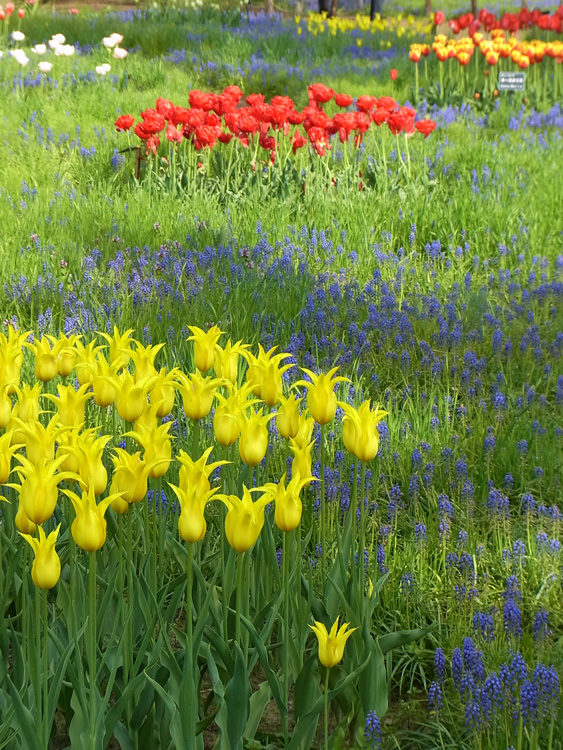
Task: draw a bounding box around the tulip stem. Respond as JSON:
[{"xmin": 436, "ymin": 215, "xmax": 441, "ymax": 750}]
[
  {"xmin": 34, "ymin": 586, "xmax": 42, "ymax": 743},
  {"xmin": 42, "ymin": 591, "xmax": 49, "ymax": 746},
  {"xmin": 282, "ymin": 531, "xmax": 290, "ymax": 744},
  {"xmin": 350, "ymin": 461, "xmax": 358, "ymax": 572},
  {"xmin": 236, "ymin": 550, "xmax": 244, "ymax": 646},
  {"xmin": 186, "ymin": 542, "xmax": 194, "ymax": 646},
  {"xmin": 88, "ymin": 551, "xmax": 97, "ymax": 750},
  {"xmin": 126, "ymin": 513, "xmax": 134, "ymax": 684},
  {"xmin": 324, "ymin": 666, "xmax": 330, "ymax": 750},
  {"xmin": 151, "ymin": 478, "xmax": 159, "ymax": 596},
  {"xmin": 192, "ymin": 418, "xmax": 200, "ymax": 459},
  {"xmin": 186, "ymin": 542, "xmax": 198, "ymax": 746},
  {"xmin": 22, "ymin": 546, "xmax": 29, "ymax": 665},
  {"xmin": 320, "ymin": 423, "xmax": 326, "ymax": 592},
  {"xmin": 358, "ymin": 461, "xmax": 367, "ymax": 603}
]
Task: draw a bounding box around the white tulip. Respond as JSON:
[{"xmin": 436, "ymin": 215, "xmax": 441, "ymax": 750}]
[
  {"xmin": 11, "ymin": 31, "xmax": 25, "ymax": 42},
  {"xmin": 102, "ymin": 36, "xmax": 117, "ymax": 48},
  {"xmin": 113, "ymin": 46, "xmax": 128, "ymax": 59},
  {"xmin": 38, "ymin": 61, "xmax": 53, "ymax": 73},
  {"xmin": 11, "ymin": 49, "xmax": 29, "ymax": 66},
  {"xmin": 55, "ymin": 44, "xmax": 75, "ymax": 57},
  {"xmin": 32, "ymin": 44, "xmax": 47, "ymax": 54},
  {"xmin": 110, "ymin": 33, "xmax": 124, "ymax": 44},
  {"xmin": 49, "ymin": 33, "xmax": 66, "ymax": 48},
  {"xmin": 95, "ymin": 63, "xmax": 111, "ymax": 75}
]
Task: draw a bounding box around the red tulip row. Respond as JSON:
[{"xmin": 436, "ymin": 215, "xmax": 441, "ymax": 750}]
[
  {"xmin": 115, "ymin": 85, "xmax": 436, "ymax": 159},
  {"xmin": 447, "ymin": 6, "xmax": 563, "ymax": 35}
]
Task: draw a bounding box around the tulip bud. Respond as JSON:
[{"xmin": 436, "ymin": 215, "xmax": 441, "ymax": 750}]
[
  {"xmin": 187, "ymin": 325, "xmax": 224, "ymax": 372},
  {"xmin": 15, "ymin": 502, "xmax": 36, "ymax": 534},
  {"xmin": 296, "ymin": 367, "xmax": 350, "ymax": 426},
  {"xmin": 340, "ymin": 401, "xmax": 388, "ymax": 463},
  {"xmin": 20, "ymin": 525, "xmax": 62, "ymax": 590},
  {"xmin": 220, "ymin": 486, "xmax": 272, "ymax": 553},
  {"xmin": 276, "ymin": 393, "xmax": 303, "ymax": 440},
  {"xmin": 63, "ymin": 486, "xmax": 120, "ymax": 551},
  {"xmin": 238, "ymin": 408, "xmax": 275, "ymax": 466}
]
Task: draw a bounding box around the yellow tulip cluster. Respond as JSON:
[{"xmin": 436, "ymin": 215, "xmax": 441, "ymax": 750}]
[
  {"xmin": 0, "ymin": 324, "xmax": 387, "ymax": 589},
  {"xmin": 296, "ymin": 12, "xmax": 433, "ymax": 40},
  {"xmin": 415, "ymin": 32, "xmax": 563, "ymax": 68}
]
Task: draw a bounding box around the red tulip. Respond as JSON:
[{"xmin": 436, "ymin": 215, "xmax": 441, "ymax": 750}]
[
  {"xmin": 222, "ymin": 85, "xmax": 243, "ymax": 102},
  {"xmin": 415, "ymin": 119, "xmax": 437, "ymax": 138},
  {"xmin": 307, "ymin": 83, "xmax": 334, "ymax": 105},
  {"xmin": 356, "ymin": 95, "xmax": 377, "ymax": 113},
  {"xmin": 292, "ymin": 131, "xmax": 307, "ymax": 154},
  {"xmin": 390, "ymin": 69, "xmax": 398, "ymax": 81},
  {"xmin": 189, "ymin": 90, "xmax": 215, "ymax": 111},
  {"xmin": 246, "ymin": 93, "xmax": 265, "ymax": 107},
  {"xmin": 434, "ymin": 10, "xmax": 445, "ymax": 25},
  {"xmin": 115, "ymin": 115, "xmax": 134, "ymax": 131},
  {"xmin": 165, "ymin": 123, "xmax": 183, "ymax": 143},
  {"xmin": 156, "ymin": 98, "xmax": 174, "ymax": 119},
  {"xmin": 334, "ymin": 93, "xmax": 354, "ymax": 108}
]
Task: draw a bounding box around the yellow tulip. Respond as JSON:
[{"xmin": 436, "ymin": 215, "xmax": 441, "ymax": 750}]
[
  {"xmin": 339, "ymin": 401, "xmax": 388, "ymax": 463},
  {"xmin": 0, "ymin": 430, "xmax": 23, "ymax": 484},
  {"xmin": 262, "ymin": 472, "xmax": 317, "ymax": 532},
  {"xmin": 98, "ymin": 326, "xmax": 135, "ymax": 371},
  {"xmin": 276, "ymin": 393, "xmax": 303, "ymax": 440},
  {"xmin": 129, "ymin": 342, "xmax": 165, "ymax": 383},
  {"xmin": 91, "ymin": 353, "xmax": 120, "ymax": 407},
  {"xmin": 237, "ymin": 407, "xmax": 276, "ymax": 466},
  {"xmin": 187, "ymin": 324, "xmax": 224, "ymax": 372},
  {"xmin": 15, "ymin": 501, "xmax": 36, "ymax": 534},
  {"xmin": 168, "ymin": 483, "xmax": 220, "ymax": 543},
  {"xmin": 43, "ymin": 383, "xmax": 92, "ymax": 428},
  {"xmin": 125, "ymin": 420, "xmax": 173, "ymax": 479},
  {"xmin": 149, "ymin": 367, "xmax": 179, "ymax": 417},
  {"xmin": 134, "ymin": 399, "xmax": 160, "ymax": 432},
  {"xmin": 111, "ymin": 493, "xmax": 130, "ymax": 515},
  {"xmin": 115, "ymin": 370, "xmax": 158, "ymax": 423},
  {"xmin": 213, "ymin": 390, "xmax": 241, "ymax": 447},
  {"xmin": 11, "ymin": 382, "xmax": 42, "ymax": 425},
  {"xmin": 62, "ymin": 429, "xmax": 112, "ymax": 496},
  {"xmin": 63, "ymin": 485, "xmax": 123, "ymax": 551},
  {"xmin": 245, "ymin": 345, "xmax": 293, "ymax": 402},
  {"xmin": 309, "ymin": 618, "xmax": 357, "ymax": 668},
  {"xmin": 55, "ymin": 427, "xmax": 83, "ymax": 473},
  {"xmin": 0, "ymin": 384, "xmax": 12, "ymax": 428},
  {"xmin": 110, "ymin": 448, "xmax": 163, "ymax": 504},
  {"xmin": 10, "ymin": 415, "xmax": 70, "ymax": 464},
  {"xmin": 256, "ymin": 357, "xmax": 295, "ymax": 408},
  {"xmin": 9, "ymin": 455, "xmax": 79, "ymax": 524},
  {"xmin": 0, "ymin": 325, "xmax": 29, "ymax": 367},
  {"xmin": 291, "ymin": 411, "xmax": 315, "ymax": 449},
  {"xmin": 20, "ymin": 524, "xmax": 62, "ymax": 589},
  {"xmin": 24, "ymin": 335, "xmax": 61, "ymax": 382},
  {"xmin": 54, "ymin": 332, "xmax": 80, "ymax": 377},
  {"xmin": 74, "ymin": 340, "xmax": 106, "ymax": 386},
  {"xmin": 0, "ymin": 340, "xmax": 24, "ymax": 395},
  {"xmin": 177, "ymin": 447, "xmax": 229, "ymax": 496},
  {"xmin": 219, "ymin": 485, "xmax": 272, "ymax": 552},
  {"xmin": 295, "ymin": 367, "xmax": 350, "ymax": 425},
  {"xmin": 289, "ymin": 438, "xmax": 315, "ymax": 482},
  {"xmin": 213, "ymin": 383, "xmax": 258, "ymax": 447},
  {"xmin": 213, "ymin": 339, "xmax": 249, "ymax": 383},
  {"xmin": 175, "ymin": 370, "xmax": 223, "ymax": 421}
]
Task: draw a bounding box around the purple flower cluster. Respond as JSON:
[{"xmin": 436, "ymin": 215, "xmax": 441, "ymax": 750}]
[{"xmin": 433, "ymin": 642, "xmax": 560, "ymax": 736}]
